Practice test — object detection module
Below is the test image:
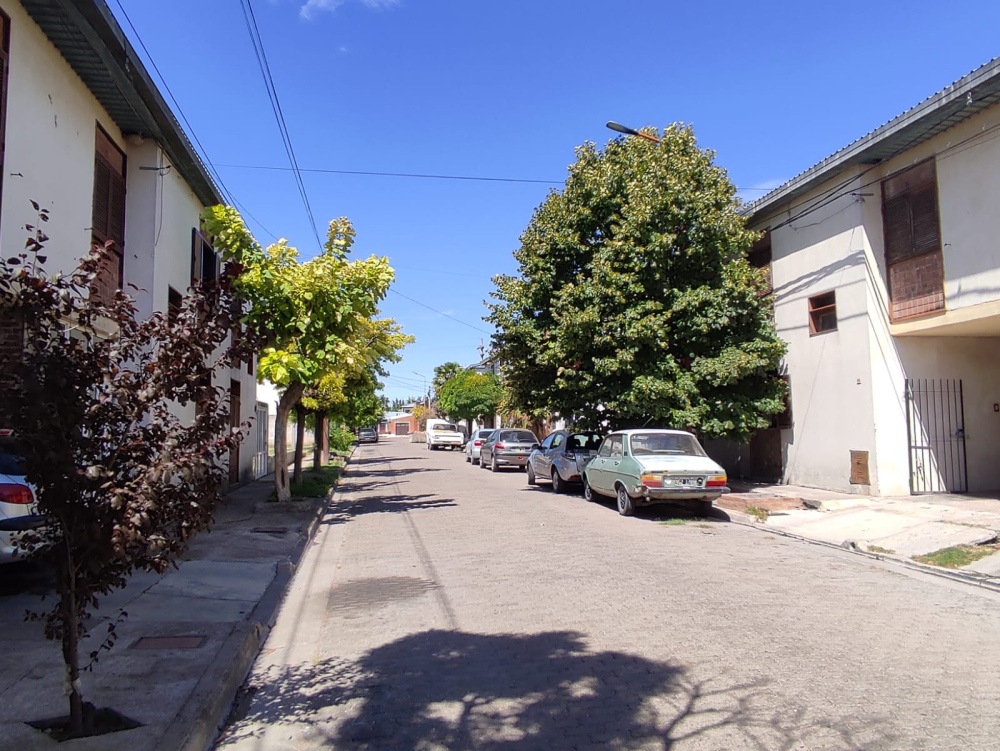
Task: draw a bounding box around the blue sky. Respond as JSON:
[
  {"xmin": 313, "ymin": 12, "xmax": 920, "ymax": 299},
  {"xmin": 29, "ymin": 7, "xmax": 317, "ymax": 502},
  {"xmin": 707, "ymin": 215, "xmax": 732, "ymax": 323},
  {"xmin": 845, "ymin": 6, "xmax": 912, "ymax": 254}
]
[{"xmin": 112, "ymin": 0, "xmax": 1000, "ymax": 403}]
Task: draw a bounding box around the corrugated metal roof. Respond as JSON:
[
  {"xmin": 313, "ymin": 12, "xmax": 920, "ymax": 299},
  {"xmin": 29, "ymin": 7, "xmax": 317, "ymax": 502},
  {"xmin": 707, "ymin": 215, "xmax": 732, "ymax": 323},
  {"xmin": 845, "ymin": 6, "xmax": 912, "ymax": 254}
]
[
  {"xmin": 20, "ymin": 0, "xmax": 223, "ymax": 207},
  {"xmin": 745, "ymin": 57, "xmax": 1000, "ymax": 223}
]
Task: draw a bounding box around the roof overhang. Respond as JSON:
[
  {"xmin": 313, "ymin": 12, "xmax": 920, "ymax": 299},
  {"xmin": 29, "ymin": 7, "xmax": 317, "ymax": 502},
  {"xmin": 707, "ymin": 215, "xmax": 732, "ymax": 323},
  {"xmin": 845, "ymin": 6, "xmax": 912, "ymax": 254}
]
[
  {"xmin": 744, "ymin": 58, "xmax": 1000, "ymax": 225},
  {"xmin": 20, "ymin": 0, "xmax": 223, "ymax": 207}
]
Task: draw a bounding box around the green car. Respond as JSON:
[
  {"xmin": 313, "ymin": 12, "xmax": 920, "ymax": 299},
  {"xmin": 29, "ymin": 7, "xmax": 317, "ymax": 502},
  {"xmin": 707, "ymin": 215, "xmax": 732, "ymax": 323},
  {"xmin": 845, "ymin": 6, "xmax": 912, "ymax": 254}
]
[{"xmin": 583, "ymin": 429, "xmax": 728, "ymax": 517}]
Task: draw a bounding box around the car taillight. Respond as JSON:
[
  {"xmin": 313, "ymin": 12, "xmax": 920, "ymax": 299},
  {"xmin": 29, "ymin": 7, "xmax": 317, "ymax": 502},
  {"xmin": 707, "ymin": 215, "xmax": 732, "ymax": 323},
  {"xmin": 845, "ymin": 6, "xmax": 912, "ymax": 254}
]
[
  {"xmin": 474, "ymin": 440, "xmax": 483, "ymax": 447},
  {"xmin": 495, "ymin": 443, "xmax": 505, "ymax": 450},
  {"xmin": 640, "ymin": 474, "xmax": 662, "ymax": 488},
  {"xmin": 706, "ymin": 474, "xmax": 727, "ymax": 487},
  {"xmin": 0, "ymin": 483, "xmax": 33, "ymax": 504}
]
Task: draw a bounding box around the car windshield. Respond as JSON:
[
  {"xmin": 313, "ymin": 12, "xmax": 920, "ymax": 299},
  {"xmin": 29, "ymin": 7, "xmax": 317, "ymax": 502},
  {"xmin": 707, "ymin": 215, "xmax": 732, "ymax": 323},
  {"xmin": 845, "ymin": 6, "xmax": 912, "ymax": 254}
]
[
  {"xmin": 567, "ymin": 433, "xmax": 603, "ymax": 452},
  {"xmin": 629, "ymin": 432, "xmax": 707, "ymax": 457},
  {"xmin": 501, "ymin": 431, "xmax": 537, "ymax": 443}
]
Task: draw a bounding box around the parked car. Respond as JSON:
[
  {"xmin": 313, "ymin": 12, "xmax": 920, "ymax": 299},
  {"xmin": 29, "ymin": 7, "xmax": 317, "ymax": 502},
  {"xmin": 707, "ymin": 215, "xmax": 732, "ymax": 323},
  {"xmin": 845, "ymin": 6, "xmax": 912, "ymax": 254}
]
[
  {"xmin": 465, "ymin": 429, "xmax": 496, "ymax": 465},
  {"xmin": 526, "ymin": 430, "xmax": 604, "ymax": 493},
  {"xmin": 480, "ymin": 429, "xmax": 538, "ymax": 472},
  {"xmin": 0, "ymin": 433, "xmax": 44, "ymax": 565},
  {"xmin": 426, "ymin": 419, "xmax": 465, "ymax": 451},
  {"xmin": 358, "ymin": 427, "xmax": 379, "ymax": 444},
  {"xmin": 583, "ymin": 429, "xmax": 728, "ymax": 517}
]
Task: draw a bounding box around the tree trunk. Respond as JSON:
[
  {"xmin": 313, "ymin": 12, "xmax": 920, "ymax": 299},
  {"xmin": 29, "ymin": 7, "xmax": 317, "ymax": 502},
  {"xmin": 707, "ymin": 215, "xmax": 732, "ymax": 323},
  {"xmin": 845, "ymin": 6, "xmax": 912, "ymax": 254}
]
[
  {"xmin": 293, "ymin": 404, "xmax": 306, "ymax": 485},
  {"xmin": 58, "ymin": 549, "xmax": 84, "ymax": 735},
  {"xmin": 319, "ymin": 414, "xmax": 330, "ymax": 466},
  {"xmin": 312, "ymin": 411, "xmax": 322, "ymax": 471},
  {"xmin": 274, "ymin": 382, "xmax": 305, "ymax": 502}
]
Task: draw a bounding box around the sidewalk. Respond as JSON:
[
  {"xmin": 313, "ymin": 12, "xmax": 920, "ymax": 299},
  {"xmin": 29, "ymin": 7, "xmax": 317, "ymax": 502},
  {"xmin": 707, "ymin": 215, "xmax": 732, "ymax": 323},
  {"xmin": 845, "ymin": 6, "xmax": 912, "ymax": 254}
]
[
  {"xmin": 718, "ymin": 480, "xmax": 1000, "ymax": 577},
  {"xmin": 0, "ymin": 472, "xmax": 330, "ymax": 751}
]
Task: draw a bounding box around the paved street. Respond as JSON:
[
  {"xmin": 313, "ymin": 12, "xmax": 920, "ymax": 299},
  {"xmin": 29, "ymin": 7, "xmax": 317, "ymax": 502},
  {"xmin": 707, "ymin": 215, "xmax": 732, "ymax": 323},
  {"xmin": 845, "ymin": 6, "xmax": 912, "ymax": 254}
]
[{"xmin": 217, "ymin": 437, "xmax": 1000, "ymax": 750}]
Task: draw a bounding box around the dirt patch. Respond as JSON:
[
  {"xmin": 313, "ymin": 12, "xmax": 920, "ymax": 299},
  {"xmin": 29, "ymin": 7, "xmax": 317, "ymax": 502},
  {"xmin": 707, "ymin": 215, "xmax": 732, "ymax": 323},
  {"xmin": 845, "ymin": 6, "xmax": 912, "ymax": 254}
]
[{"xmin": 716, "ymin": 495, "xmax": 806, "ymax": 514}]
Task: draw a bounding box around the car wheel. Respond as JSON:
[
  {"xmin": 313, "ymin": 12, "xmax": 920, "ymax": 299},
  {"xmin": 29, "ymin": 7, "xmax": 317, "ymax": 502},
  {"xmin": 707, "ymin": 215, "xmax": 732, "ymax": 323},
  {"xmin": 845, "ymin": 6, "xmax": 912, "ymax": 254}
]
[
  {"xmin": 527, "ymin": 463, "xmax": 537, "ymax": 485},
  {"xmin": 491, "ymin": 454, "xmax": 499, "ymax": 472},
  {"xmin": 697, "ymin": 500, "xmax": 714, "ymax": 518},
  {"xmin": 465, "ymin": 452, "xmax": 471, "ymax": 463},
  {"xmin": 480, "ymin": 453, "xmax": 489, "ymax": 469},
  {"xmin": 473, "ymin": 456, "xmax": 480, "ymax": 466},
  {"xmin": 616, "ymin": 485, "xmax": 635, "ymax": 516},
  {"xmin": 583, "ymin": 475, "xmax": 601, "ymax": 502},
  {"xmin": 551, "ymin": 469, "xmax": 564, "ymax": 494}
]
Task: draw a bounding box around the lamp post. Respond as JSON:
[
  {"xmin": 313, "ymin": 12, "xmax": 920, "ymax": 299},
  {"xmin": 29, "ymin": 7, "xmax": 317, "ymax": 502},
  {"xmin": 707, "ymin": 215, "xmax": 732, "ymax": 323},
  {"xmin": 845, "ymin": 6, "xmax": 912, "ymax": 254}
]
[
  {"xmin": 413, "ymin": 371, "xmax": 428, "ymax": 407},
  {"xmin": 606, "ymin": 121, "xmax": 661, "ymax": 144}
]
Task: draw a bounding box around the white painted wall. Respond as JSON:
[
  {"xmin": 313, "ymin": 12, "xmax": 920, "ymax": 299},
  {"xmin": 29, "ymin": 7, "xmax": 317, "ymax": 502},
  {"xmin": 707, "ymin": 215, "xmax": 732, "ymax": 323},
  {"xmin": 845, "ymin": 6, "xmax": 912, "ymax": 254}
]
[
  {"xmin": 1, "ymin": 1, "xmax": 258, "ymax": 484},
  {"xmin": 764, "ymin": 177, "xmax": 880, "ymax": 493},
  {"xmin": 0, "ymin": 0, "xmax": 122, "ymax": 268}
]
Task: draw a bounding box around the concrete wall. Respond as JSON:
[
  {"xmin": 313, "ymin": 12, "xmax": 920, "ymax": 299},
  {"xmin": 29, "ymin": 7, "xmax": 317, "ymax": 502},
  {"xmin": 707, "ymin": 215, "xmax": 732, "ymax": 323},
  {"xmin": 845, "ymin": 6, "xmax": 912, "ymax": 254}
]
[
  {"xmin": 764, "ymin": 177, "xmax": 879, "ymax": 493},
  {"xmin": 1, "ymin": 1, "xmax": 257, "ymax": 484}
]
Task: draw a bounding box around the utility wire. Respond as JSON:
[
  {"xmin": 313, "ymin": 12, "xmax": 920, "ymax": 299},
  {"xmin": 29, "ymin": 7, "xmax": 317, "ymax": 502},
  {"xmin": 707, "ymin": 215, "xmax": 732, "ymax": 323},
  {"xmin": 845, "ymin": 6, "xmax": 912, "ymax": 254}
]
[
  {"xmin": 111, "ymin": 0, "xmax": 277, "ymax": 243},
  {"xmin": 387, "ymin": 287, "xmax": 492, "ymax": 334},
  {"xmin": 238, "ymin": 0, "xmax": 324, "ymax": 252},
  {"xmin": 216, "ymin": 161, "xmax": 777, "ymax": 191},
  {"xmin": 217, "ymin": 163, "xmax": 562, "ymax": 185}
]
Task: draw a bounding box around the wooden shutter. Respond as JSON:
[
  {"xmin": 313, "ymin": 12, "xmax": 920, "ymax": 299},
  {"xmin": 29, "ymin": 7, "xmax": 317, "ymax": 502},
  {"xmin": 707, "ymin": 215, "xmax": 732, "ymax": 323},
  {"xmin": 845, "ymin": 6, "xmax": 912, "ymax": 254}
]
[
  {"xmin": 92, "ymin": 157, "xmax": 111, "ymax": 240},
  {"xmin": 881, "ymin": 159, "xmax": 944, "ymax": 320}
]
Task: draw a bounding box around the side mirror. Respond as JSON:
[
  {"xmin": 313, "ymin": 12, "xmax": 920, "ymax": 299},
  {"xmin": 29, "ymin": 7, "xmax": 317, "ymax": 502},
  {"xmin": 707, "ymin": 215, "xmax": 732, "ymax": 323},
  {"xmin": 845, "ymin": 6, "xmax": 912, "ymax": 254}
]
[{"xmin": 532, "ymin": 443, "xmax": 540, "ymax": 450}]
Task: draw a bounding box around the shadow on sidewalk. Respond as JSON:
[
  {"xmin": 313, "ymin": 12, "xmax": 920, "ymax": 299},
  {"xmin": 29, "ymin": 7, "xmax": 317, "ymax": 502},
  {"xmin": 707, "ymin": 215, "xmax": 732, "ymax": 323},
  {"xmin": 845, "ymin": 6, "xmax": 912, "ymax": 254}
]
[{"xmin": 218, "ymin": 630, "xmax": 895, "ymax": 750}]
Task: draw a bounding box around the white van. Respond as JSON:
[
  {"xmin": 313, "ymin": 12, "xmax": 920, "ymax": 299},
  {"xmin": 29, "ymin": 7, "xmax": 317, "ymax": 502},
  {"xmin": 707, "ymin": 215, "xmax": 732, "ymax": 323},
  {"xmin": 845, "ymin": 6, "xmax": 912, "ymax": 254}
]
[{"xmin": 426, "ymin": 419, "xmax": 465, "ymax": 451}]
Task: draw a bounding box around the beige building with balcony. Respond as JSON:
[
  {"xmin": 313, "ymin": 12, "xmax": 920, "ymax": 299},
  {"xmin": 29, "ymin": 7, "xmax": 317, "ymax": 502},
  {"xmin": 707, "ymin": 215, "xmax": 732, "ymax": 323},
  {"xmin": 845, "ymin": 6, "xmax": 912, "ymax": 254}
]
[{"xmin": 728, "ymin": 58, "xmax": 1000, "ymax": 496}]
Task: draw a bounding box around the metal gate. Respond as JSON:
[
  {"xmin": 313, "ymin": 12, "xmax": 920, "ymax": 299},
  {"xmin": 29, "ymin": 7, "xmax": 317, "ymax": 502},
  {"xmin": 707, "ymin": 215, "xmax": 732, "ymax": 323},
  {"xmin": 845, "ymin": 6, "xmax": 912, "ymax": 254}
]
[{"xmin": 905, "ymin": 379, "xmax": 968, "ymax": 494}]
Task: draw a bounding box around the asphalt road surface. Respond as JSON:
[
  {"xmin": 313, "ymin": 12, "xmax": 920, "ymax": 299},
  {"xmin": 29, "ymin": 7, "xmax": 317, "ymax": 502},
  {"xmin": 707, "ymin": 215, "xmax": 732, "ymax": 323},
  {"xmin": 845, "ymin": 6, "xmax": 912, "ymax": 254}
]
[{"xmin": 216, "ymin": 436, "xmax": 1000, "ymax": 750}]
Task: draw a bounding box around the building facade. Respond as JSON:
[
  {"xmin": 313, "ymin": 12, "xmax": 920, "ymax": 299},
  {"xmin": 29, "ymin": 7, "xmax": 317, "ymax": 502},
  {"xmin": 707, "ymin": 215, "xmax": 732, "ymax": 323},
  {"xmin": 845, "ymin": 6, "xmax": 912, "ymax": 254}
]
[
  {"xmin": 0, "ymin": 0, "xmax": 261, "ymax": 484},
  {"xmin": 738, "ymin": 59, "xmax": 1000, "ymax": 496}
]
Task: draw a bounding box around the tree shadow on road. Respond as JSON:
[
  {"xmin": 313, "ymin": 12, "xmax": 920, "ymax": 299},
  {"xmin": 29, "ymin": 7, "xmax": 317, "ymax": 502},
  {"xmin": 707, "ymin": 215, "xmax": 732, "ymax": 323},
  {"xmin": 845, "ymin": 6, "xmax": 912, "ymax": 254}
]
[
  {"xmin": 320, "ymin": 493, "xmax": 457, "ymax": 526},
  {"xmin": 218, "ymin": 630, "xmax": 896, "ymax": 750}
]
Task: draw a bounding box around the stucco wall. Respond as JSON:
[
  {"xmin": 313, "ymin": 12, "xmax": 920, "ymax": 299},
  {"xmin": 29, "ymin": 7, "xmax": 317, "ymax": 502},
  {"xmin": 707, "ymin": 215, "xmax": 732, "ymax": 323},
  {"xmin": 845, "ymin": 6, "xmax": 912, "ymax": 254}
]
[
  {"xmin": 1, "ymin": 1, "xmax": 258, "ymax": 483},
  {"xmin": 766, "ymin": 180, "xmax": 880, "ymax": 493},
  {"xmin": 0, "ymin": 0, "xmax": 122, "ymax": 266}
]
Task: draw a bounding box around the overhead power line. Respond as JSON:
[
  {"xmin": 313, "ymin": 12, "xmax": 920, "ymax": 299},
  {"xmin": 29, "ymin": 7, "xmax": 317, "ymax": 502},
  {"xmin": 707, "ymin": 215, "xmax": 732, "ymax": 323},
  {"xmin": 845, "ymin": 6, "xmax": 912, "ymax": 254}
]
[
  {"xmin": 111, "ymin": 0, "xmax": 277, "ymax": 242},
  {"xmin": 217, "ymin": 162, "xmax": 777, "ymax": 192},
  {"xmin": 238, "ymin": 0, "xmax": 323, "ymax": 251},
  {"xmin": 387, "ymin": 288, "xmax": 491, "ymax": 334}
]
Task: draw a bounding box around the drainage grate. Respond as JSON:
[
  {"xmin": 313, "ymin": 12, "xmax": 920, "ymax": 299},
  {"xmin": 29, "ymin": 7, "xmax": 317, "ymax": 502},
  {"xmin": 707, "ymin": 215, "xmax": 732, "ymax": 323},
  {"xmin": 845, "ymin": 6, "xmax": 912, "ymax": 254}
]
[{"xmin": 130, "ymin": 635, "xmax": 206, "ymax": 650}]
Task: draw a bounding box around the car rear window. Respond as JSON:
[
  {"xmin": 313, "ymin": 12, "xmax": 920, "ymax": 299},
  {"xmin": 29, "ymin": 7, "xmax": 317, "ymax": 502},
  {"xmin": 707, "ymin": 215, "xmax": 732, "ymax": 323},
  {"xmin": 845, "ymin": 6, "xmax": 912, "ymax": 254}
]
[
  {"xmin": 501, "ymin": 431, "xmax": 537, "ymax": 443},
  {"xmin": 568, "ymin": 433, "xmax": 603, "ymax": 451},
  {"xmin": 0, "ymin": 450, "xmax": 25, "ymax": 476},
  {"xmin": 432, "ymin": 423, "xmax": 458, "ymax": 432}
]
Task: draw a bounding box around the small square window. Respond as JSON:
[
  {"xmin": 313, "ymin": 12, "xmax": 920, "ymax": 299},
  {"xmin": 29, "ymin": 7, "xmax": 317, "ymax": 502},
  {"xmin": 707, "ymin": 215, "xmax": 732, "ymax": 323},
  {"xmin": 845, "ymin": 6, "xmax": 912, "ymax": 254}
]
[{"xmin": 808, "ymin": 291, "xmax": 837, "ymax": 335}]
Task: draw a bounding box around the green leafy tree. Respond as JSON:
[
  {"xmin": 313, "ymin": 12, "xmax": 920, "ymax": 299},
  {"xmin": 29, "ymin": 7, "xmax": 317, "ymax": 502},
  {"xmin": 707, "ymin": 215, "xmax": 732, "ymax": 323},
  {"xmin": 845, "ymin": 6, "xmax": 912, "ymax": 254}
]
[
  {"xmin": 0, "ymin": 222, "xmax": 241, "ymax": 736},
  {"xmin": 437, "ymin": 369, "xmax": 503, "ymax": 433},
  {"xmin": 488, "ymin": 125, "xmax": 786, "ymax": 438},
  {"xmin": 204, "ymin": 207, "xmax": 406, "ymax": 500}
]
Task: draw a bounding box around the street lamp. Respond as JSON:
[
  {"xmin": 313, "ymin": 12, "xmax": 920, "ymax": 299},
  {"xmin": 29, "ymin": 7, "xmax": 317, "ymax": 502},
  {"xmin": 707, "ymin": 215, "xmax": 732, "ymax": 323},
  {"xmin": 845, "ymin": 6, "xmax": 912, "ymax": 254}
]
[
  {"xmin": 606, "ymin": 121, "xmax": 661, "ymax": 144},
  {"xmin": 412, "ymin": 371, "xmax": 428, "ymax": 407}
]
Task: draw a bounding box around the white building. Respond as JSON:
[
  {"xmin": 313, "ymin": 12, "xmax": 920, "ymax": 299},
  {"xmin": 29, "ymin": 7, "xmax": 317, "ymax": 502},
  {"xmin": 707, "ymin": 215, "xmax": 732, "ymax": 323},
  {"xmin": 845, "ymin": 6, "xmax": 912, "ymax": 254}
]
[
  {"xmin": 728, "ymin": 58, "xmax": 1000, "ymax": 496},
  {"xmin": 0, "ymin": 0, "xmax": 264, "ymax": 485}
]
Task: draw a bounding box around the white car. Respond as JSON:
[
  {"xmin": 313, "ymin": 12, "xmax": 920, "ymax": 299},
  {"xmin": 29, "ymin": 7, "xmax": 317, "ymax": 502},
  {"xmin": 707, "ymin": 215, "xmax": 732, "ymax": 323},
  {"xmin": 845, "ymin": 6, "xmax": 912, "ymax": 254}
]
[
  {"xmin": 583, "ymin": 429, "xmax": 729, "ymax": 516},
  {"xmin": 465, "ymin": 429, "xmax": 496, "ymax": 465},
  {"xmin": 425, "ymin": 419, "xmax": 465, "ymax": 451},
  {"xmin": 0, "ymin": 433, "xmax": 44, "ymax": 564}
]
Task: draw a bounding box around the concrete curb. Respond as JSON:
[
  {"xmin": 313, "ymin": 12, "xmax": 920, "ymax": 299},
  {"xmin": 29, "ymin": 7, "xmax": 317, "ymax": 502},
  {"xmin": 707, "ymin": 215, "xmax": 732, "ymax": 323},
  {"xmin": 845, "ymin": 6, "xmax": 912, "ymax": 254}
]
[
  {"xmin": 164, "ymin": 449, "xmax": 356, "ymax": 751},
  {"xmin": 723, "ymin": 512, "xmax": 1000, "ymax": 595}
]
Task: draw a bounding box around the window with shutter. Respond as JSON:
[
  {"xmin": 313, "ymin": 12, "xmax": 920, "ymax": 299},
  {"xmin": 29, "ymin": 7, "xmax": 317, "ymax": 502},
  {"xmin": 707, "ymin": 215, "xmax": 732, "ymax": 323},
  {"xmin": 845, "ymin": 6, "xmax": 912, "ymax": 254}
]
[
  {"xmin": 191, "ymin": 228, "xmax": 219, "ymax": 286},
  {"xmin": 91, "ymin": 126, "xmax": 126, "ymax": 304},
  {"xmin": 0, "ymin": 11, "xmax": 10, "ymax": 211},
  {"xmin": 881, "ymin": 159, "xmax": 944, "ymax": 320}
]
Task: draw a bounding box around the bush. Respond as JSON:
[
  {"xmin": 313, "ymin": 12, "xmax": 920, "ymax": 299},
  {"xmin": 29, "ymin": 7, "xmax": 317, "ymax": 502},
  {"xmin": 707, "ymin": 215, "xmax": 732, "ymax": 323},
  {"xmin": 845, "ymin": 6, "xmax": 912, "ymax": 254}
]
[{"xmin": 329, "ymin": 423, "xmax": 356, "ymax": 454}]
